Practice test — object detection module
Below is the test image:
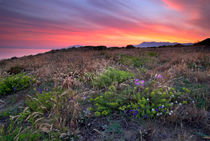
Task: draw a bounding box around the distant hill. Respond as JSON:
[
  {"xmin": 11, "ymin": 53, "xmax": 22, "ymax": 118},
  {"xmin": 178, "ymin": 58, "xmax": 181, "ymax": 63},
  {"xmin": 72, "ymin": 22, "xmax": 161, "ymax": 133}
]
[
  {"xmin": 68, "ymin": 45, "xmax": 83, "ymax": 48},
  {"xmin": 194, "ymin": 38, "xmax": 210, "ymax": 46},
  {"xmin": 134, "ymin": 42, "xmax": 192, "ymax": 48}
]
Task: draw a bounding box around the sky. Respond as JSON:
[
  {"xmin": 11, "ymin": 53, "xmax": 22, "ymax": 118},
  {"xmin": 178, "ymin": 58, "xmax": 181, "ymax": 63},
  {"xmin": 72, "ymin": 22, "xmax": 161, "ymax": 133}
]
[{"xmin": 0, "ymin": 0, "xmax": 209, "ymax": 53}]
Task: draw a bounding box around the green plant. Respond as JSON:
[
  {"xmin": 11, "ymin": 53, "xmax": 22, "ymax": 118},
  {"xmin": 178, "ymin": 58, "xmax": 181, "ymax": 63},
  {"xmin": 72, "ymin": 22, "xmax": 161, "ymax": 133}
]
[
  {"xmin": 25, "ymin": 91, "xmax": 58, "ymax": 113},
  {"xmin": 92, "ymin": 67, "xmax": 133, "ymax": 88},
  {"xmin": 0, "ymin": 111, "xmax": 10, "ymax": 119},
  {"xmin": 148, "ymin": 51, "xmax": 159, "ymax": 57},
  {"xmin": 1, "ymin": 89, "xmax": 79, "ymax": 140},
  {"xmin": 90, "ymin": 76, "xmax": 190, "ymax": 119},
  {"xmin": 173, "ymin": 77, "xmax": 210, "ymax": 110},
  {"xmin": 7, "ymin": 65, "xmax": 24, "ymax": 74},
  {"xmin": 0, "ymin": 73, "xmax": 35, "ymax": 96},
  {"xmin": 0, "ymin": 124, "xmax": 45, "ymax": 141}
]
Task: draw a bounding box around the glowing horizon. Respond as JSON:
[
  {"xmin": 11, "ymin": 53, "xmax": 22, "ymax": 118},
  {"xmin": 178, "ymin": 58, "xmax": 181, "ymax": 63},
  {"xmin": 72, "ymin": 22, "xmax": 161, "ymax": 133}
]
[{"xmin": 0, "ymin": 0, "xmax": 209, "ymax": 49}]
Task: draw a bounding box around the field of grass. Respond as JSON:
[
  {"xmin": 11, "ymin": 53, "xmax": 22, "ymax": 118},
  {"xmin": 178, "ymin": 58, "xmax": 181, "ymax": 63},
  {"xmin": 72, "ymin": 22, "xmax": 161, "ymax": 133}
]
[{"xmin": 0, "ymin": 46, "xmax": 209, "ymax": 140}]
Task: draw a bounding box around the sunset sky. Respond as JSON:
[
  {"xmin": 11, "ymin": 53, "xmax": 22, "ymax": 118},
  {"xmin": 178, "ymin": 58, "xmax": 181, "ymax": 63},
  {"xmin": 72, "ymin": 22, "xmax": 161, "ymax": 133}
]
[{"xmin": 0, "ymin": 0, "xmax": 209, "ymax": 53}]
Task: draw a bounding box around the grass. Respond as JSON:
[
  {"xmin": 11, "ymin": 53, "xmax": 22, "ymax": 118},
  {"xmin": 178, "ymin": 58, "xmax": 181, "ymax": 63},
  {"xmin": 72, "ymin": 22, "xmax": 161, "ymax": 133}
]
[{"xmin": 0, "ymin": 46, "xmax": 209, "ymax": 140}]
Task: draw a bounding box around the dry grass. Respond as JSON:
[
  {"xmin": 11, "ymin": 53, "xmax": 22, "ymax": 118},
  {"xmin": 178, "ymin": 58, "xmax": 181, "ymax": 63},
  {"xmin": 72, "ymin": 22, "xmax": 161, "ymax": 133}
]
[{"xmin": 0, "ymin": 46, "xmax": 209, "ymax": 140}]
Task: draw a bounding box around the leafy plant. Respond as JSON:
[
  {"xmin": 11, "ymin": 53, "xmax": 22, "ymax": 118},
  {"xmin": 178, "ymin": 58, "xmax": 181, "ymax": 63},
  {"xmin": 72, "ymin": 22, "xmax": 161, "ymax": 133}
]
[
  {"xmin": 0, "ymin": 73, "xmax": 35, "ymax": 96},
  {"xmin": 92, "ymin": 67, "xmax": 133, "ymax": 88},
  {"xmin": 90, "ymin": 76, "xmax": 190, "ymax": 118},
  {"xmin": 7, "ymin": 65, "xmax": 24, "ymax": 74},
  {"xmin": 148, "ymin": 51, "xmax": 159, "ymax": 57}
]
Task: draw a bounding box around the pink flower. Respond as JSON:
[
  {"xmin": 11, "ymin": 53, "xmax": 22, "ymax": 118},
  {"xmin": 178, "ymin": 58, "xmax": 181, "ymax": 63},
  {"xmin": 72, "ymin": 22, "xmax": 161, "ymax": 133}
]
[
  {"xmin": 140, "ymin": 80, "xmax": 144, "ymax": 86},
  {"xmin": 157, "ymin": 74, "xmax": 162, "ymax": 79}
]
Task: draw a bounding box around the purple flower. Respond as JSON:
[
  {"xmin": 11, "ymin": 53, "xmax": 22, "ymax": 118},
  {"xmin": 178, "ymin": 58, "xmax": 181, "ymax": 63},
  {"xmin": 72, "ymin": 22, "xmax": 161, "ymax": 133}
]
[
  {"xmin": 157, "ymin": 74, "xmax": 162, "ymax": 79},
  {"xmin": 144, "ymin": 114, "xmax": 147, "ymax": 119},
  {"xmin": 36, "ymin": 87, "xmax": 42, "ymax": 94},
  {"xmin": 13, "ymin": 86, "xmax": 17, "ymax": 92},
  {"xmin": 164, "ymin": 110, "xmax": 167, "ymax": 113},
  {"xmin": 133, "ymin": 110, "xmax": 138, "ymax": 116},
  {"xmin": 135, "ymin": 79, "xmax": 140, "ymax": 85},
  {"xmin": 68, "ymin": 98, "xmax": 73, "ymax": 102},
  {"xmin": 140, "ymin": 80, "xmax": 144, "ymax": 86},
  {"xmin": 155, "ymin": 108, "xmax": 158, "ymax": 112},
  {"xmin": 159, "ymin": 106, "xmax": 162, "ymax": 109}
]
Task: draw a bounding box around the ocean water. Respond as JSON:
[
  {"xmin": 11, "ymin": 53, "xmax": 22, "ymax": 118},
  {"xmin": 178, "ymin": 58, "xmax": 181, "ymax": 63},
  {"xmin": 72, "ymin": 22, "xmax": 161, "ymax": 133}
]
[{"xmin": 0, "ymin": 48, "xmax": 51, "ymax": 60}]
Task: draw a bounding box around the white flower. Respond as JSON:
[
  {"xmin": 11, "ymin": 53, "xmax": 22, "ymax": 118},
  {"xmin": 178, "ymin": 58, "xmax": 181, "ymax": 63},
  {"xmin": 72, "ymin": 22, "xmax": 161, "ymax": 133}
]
[
  {"xmin": 171, "ymin": 102, "xmax": 174, "ymax": 105},
  {"xmin": 192, "ymin": 100, "xmax": 195, "ymax": 103},
  {"xmin": 160, "ymin": 112, "xmax": 162, "ymax": 115},
  {"xmin": 162, "ymin": 105, "xmax": 164, "ymax": 108},
  {"xmin": 175, "ymin": 101, "xmax": 178, "ymax": 103},
  {"xmin": 169, "ymin": 112, "xmax": 171, "ymax": 115},
  {"xmin": 152, "ymin": 108, "xmax": 154, "ymax": 111},
  {"xmin": 157, "ymin": 113, "xmax": 160, "ymax": 116},
  {"xmin": 179, "ymin": 103, "xmax": 182, "ymax": 106},
  {"xmin": 147, "ymin": 98, "xmax": 149, "ymax": 101},
  {"xmin": 170, "ymin": 110, "xmax": 173, "ymax": 113}
]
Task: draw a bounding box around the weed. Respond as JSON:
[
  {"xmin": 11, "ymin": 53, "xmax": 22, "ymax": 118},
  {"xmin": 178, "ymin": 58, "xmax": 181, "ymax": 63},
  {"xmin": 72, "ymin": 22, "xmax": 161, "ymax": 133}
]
[
  {"xmin": 0, "ymin": 73, "xmax": 35, "ymax": 96},
  {"xmin": 92, "ymin": 67, "xmax": 133, "ymax": 88},
  {"xmin": 7, "ymin": 65, "xmax": 24, "ymax": 74},
  {"xmin": 90, "ymin": 75, "xmax": 191, "ymax": 118},
  {"xmin": 148, "ymin": 51, "xmax": 159, "ymax": 57},
  {"xmin": 119, "ymin": 55, "xmax": 148, "ymax": 68}
]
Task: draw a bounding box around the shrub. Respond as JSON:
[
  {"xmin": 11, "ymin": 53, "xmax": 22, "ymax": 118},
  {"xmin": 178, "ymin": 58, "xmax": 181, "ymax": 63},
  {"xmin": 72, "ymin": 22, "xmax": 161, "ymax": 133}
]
[
  {"xmin": 119, "ymin": 55, "xmax": 148, "ymax": 68},
  {"xmin": 7, "ymin": 66, "xmax": 24, "ymax": 74},
  {"xmin": 90, "ymin": 75, "xmax": 191, "ymax": 118},
  {"xmin": 148, "ymin": 51, "xmax": 159, "ymax": 57},
  {"xmin": 0, "ymin": 73, "xmax": 35, "ymax": 96},
  {"xmin": 92, "ymin": 67, "xmax": 133, "ymax": 88}
]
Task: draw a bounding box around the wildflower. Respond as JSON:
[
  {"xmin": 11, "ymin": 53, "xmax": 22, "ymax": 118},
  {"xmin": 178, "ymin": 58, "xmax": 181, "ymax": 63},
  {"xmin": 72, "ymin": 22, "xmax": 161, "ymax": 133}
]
[
  {"xmin": 13, "ymin": 86, "xmax": 17, "ymax": 92},
  {"xmin": 159, "ymin": 106, "xmax": 162, "ymax": 109},
  {"xmin": 160, "ymin": 112, "xmax": 162, "ymax": 115},
  {"xmin": 152, "ymin": 108, "xmax": 154, "ymax": 111},
  {"xmin": 134, "ymin": 110, "xmax": 138, "ymax": 116},
  {"xmin": 192, "ymin": 100, "xmax": 195, "ymax": 103},
  {"xmin": 164, "ymin": 110, "xmax": 167, "ymax": 113},
  {"xmin": 179, "ymin": 103, "xmax": 182, "ymax": 106},
  {"xmin": 170, "ymin": 110, "xmax": 173, "ymax": 113},
  {"xmin": 140, "ymin": 80, "xmax": 144, "ymax": 86},
  {"xmin": 37, "ymin": 88, "xmax": 42, "ymax": 94},
  {"xmin": 162, "ymin": 105, "xmax": 164, "ymax": 108},
  {"xmin": 157, "ymin": 113, "xmax": 160, "ymax": 116},
  {"xmin": 169, "ymin": 112, "xmax": 171, "ymax": 115},
  {"xmin": 135, "ymin": 79, "xmax": 140, "ymax": 85},
  {"xmin": 144, "ymin": 114, "xmax": 147, "ymax": 119},
  {"xmin": 171, "ymin": 102, "xmax": 174, "ymax": 105},
  {"xmin": 157, "ymin": 74, "xmax": 162, "ymax": 79},
  {"xmin": 68, "ymin": 98, "xmax": 73, "ymax": 102},
  {"xmin": 155, "ymin": 108, "xmax": 158, "ymax": 112},
  {"xmin": 146, "ymin": 98, "xmax": 149, "ymax": 101},
  {"xmin": 175, "ymin": 101, "xmax": 178, "ymax": 104}
]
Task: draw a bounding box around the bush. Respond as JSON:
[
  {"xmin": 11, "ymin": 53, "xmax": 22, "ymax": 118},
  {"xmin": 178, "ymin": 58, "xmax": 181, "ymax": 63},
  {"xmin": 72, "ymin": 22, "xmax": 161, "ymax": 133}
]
[
  {"xmin": 7, "ymin": 66, "xmax": 24, "ymax": 74},
  {"xmin": 92, "ymin": 67, "xmax": 133, "ymax": 88},
  {"xmin": 90, "ymin": 76, "xmax": 191, "ymax": 118},
  {"xmin": 148, "ymin": 51, "xmax": 159, "ymax": 57},
  {"xmin": 119, "ymin": 55, "xmax": 148, "ymax": 68},
  {"xmin": 0, "ymin": 73, "xmax": 34, "ymax": 96}
]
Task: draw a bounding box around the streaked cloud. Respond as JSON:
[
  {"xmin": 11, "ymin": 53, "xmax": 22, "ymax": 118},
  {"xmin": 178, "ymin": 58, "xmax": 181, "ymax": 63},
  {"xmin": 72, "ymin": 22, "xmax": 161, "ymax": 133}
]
[{"xmin": 0, "ymin": 0, "xmax": 209, "ymax": 48}]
